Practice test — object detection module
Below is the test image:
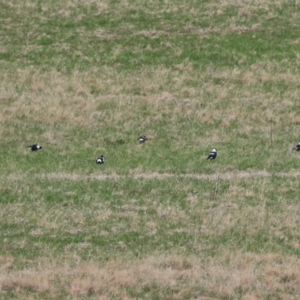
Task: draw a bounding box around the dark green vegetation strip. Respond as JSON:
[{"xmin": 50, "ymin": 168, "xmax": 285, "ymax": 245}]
[{"xmin": 1, "ymin": 1, "xmax": 300, "ymax": 71}]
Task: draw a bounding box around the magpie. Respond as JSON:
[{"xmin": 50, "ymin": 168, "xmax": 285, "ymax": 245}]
[
  {"xmin": 293, "ymin": 142, "xmax": 300, "ymax": 151},
  {"xmin": 206, "ymin": 148, "xmax": 217, "ymax": 160},
  {"xmin": 96, "ymin": 155, "xmax": 105, "ymax": 164},
  {"xmin": 138, "ymin": 135, "xmax": 148, "ymax": 143},
  {"xmin": 28, "ymin": 144, "xmax": 43, "ymax": 151}
]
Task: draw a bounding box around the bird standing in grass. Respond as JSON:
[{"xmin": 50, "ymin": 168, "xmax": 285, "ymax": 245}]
[
  {"xmin": 138, "ymin": 135, "xmax": 147, "ymax": 143},
  {"xmin": 28, "ymin": 144, "xmax": 43, "ymax": 151},
  {"xmin": 206, "ymin": 148, "xmax": 217, "ymax": 160},
  {"xmin": 293, "ymin": 142, "xmax": 300, "ymax": 151},
  {"xmin": 96, "ymin": 155, "xmax": 105, "ymax": 164}
]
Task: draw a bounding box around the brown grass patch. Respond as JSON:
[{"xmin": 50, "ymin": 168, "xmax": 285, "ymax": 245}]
[
  {"xmin": 3, "ymin": 253, "xmax": 300, "ymax": 298},
  {"xmin": 1, "ymin": 63, "xmax": 299, "ymax": 130},
  {"xmin": 1, "ymin": 272, "xmax": 52, "ymax": 294},
  {"xmin": 4, "ymin": 169, "xmax": 300, "ymax": 183},
  {"xmin": 0, "ymin": 256, "xmax": 14, "ymax": 272}
]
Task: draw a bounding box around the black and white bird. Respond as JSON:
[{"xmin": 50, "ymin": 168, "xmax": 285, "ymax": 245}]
[
  {"xmin": 138, "ymin": 135, "xmax": 148, "ymax": 143},
  {"xmin": 293, "ymin": 142, "xmax": 300, "ymax": 151},
  {"xmin": 206, "ymin": 148, "xmax": 217, "ymax": 160},
  {"xmin": 96, "ymin": 155, "xmax": 105, "ymax": 164},
  {"xmin": 28, "ymin": 144, "xmax": 43, "ymax": 151}
]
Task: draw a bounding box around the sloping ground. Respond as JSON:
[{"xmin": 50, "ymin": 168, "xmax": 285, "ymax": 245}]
[{"xmin": 1, "ymin": 0, "xmax": 300, "ymax": 299}]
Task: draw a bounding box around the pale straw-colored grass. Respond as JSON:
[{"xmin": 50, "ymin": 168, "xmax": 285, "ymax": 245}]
[
  {"xmin": 2, "ymin": 252, "xmax": 300, "ymax": 298},
  {"xmin": 1, "ymin": 64, "xmax": 299, "ymax": 132}
]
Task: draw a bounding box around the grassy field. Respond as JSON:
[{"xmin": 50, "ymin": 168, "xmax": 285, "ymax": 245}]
[{"xmin": 1, "ymin": 0, "xmax": 300, "ymax": 299}]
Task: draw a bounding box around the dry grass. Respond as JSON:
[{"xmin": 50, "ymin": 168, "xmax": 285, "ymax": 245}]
[
  {"xmin": 3, "ymin": 169, "xmax": 300, "ymax": 183},
  {"xmin": 2, "ymin": 253, "xmax": 300, "ymax": 299},
  {"xmin": 1, "ymin": 64, "xmax": 299, "ymax": 131}
]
